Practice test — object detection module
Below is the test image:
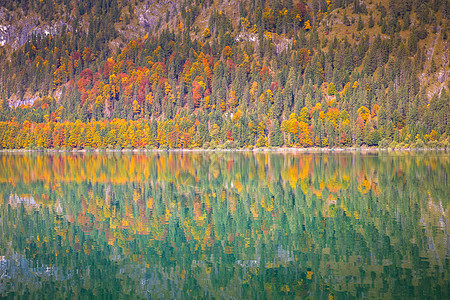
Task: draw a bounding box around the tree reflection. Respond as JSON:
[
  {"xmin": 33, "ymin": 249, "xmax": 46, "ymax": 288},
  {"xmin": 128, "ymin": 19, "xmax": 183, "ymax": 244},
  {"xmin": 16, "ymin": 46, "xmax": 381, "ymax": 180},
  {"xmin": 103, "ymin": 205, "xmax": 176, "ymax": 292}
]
[{"xmin": 0, "ymin": 151, "xmax": 448, "ymax": 298}]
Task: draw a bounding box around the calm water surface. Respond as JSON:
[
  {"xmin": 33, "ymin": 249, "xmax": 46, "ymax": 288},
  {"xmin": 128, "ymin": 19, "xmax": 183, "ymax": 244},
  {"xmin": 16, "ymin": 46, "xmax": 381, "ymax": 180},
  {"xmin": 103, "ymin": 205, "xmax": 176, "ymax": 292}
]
[{"xmin": 0, "ymin": 151, "xmax": 448, "ymax": 299}]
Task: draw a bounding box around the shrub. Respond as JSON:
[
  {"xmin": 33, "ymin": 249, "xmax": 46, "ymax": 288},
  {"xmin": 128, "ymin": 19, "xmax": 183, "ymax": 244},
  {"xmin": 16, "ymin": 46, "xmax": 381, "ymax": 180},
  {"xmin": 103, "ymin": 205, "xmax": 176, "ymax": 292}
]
[
  {"xmin": 378, "ymin": 138, "xmax": 390, "ymax": 148},
  {"xmin": 427, "ymin": 140, "xmax": 440, "ymax": 148},
  {"xmin": 224, "ymin": 140, "xmax": 236, "ymax": 149},
  {"xmin": 388, "ymin": 141, "xmax": 398, "ymax": 149},
  {"xmin": 209, "ymin": 141, "xmax": 217, "ymax": 149},
  {"xmin": 413, "ymin": 139, "xmax": 425, "ymax": 148}
]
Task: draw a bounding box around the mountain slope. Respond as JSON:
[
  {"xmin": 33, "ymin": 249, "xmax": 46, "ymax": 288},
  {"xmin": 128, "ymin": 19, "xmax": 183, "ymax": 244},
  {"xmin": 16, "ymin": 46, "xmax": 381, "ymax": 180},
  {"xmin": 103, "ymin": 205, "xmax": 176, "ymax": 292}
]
[{"xmin": 0, "ymin": 0, "xmax": 448, "ymax": 149}]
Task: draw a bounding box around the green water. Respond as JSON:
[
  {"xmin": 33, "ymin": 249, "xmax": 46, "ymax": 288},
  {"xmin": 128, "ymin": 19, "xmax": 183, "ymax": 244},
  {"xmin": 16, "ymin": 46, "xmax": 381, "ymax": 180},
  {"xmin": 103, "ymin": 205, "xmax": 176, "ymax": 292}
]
[{"xmin": 0, "ymin": 151, "xmax": 448, "ymax": 299}]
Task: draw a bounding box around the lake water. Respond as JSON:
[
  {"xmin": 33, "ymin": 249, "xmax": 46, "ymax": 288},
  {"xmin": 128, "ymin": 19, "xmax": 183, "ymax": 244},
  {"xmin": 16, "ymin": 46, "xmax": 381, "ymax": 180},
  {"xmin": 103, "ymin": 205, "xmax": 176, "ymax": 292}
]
[{"xmin": 0, "ymin": 151, "xmax": 448, "ymax": 298}]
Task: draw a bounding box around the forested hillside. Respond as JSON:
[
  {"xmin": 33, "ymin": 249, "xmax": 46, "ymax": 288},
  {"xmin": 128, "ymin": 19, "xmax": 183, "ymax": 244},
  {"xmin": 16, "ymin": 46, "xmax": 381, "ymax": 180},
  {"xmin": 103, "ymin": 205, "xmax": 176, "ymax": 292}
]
[{"xmin": 0, "ymin": 0, "xmax": 448, "ymax": 150}]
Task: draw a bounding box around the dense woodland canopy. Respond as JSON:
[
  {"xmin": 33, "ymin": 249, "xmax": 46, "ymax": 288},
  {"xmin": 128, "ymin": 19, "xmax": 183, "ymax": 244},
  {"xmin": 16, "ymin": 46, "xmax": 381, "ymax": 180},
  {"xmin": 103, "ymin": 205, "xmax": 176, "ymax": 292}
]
[{"xmin": 0, "ymin": 0, "xmax": 448, "ymax": 149}]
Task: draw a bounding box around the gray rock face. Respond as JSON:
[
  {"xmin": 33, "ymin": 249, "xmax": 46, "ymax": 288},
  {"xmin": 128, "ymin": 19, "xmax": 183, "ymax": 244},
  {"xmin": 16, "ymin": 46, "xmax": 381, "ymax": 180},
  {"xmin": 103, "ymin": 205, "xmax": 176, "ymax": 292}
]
[
  {"xmin": 0, "ymin": 11, "xmax": 70, "ymax": 50},
  {"xmin": 137, "ymin": 0, "xmax": 177, "ymax": 33},
  {"xmin": 0, "ymin": 16, "xmax": 37, "ymax": 49}
]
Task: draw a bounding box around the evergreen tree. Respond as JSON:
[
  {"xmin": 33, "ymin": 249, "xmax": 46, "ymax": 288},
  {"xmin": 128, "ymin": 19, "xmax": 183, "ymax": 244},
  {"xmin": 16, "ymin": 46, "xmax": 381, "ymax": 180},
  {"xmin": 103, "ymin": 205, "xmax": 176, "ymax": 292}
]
[{"xmin": 270, "ymin": 119, "xmax": 283, "ymax": 147}]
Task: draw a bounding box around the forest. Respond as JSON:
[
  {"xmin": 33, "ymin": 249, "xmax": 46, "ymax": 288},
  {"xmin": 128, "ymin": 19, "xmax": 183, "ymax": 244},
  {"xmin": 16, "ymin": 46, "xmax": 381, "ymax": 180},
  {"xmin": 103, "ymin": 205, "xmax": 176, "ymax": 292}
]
[{"xmin": 0, "ymin": 0, "xmax": 448, "ymax": 149}]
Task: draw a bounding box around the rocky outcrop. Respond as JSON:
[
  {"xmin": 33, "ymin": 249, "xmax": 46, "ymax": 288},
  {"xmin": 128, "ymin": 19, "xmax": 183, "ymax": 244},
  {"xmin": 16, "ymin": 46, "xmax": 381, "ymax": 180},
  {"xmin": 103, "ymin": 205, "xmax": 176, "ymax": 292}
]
[{"xmin": 0, "ymin": 7, "xmax": 71, "ymax": 50}]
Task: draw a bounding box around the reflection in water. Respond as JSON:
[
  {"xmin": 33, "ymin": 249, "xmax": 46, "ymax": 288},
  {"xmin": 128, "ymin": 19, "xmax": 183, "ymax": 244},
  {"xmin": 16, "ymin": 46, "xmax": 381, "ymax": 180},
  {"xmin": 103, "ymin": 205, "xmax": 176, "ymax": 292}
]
[{"xmin": 0, "ymin": 151, "xmax": 448, "ymax": 298}]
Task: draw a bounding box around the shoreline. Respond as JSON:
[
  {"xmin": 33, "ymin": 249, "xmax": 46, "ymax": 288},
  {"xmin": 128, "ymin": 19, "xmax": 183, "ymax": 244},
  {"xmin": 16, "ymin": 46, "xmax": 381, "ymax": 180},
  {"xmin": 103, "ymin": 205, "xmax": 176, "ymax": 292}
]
[{"xmin": 0, "ymin": 147, "xmax": 448, "ymax": 154}]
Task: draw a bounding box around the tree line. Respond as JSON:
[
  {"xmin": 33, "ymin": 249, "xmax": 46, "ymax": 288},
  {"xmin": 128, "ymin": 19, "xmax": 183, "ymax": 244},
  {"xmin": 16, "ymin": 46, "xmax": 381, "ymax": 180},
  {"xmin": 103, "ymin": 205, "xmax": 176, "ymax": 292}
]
[{"xmin": 0, "ymin": 0, "xmax": 448, "ymax": 149}]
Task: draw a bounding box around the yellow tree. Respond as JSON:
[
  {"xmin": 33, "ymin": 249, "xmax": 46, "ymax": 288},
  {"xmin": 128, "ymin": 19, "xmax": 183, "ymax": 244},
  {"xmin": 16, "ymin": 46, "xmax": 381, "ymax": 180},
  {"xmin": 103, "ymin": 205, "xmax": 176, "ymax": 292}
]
[
  {"xmin": 210, "ymin": 124, "xmax": 221, "ymax": 144},
  {"xmin": 132, "ymin": 100, "xmax": 141, "ymax": 118},
  {"xmin": 288, "ymin": 113, "xmax": 299, "ymax": 136},
  {"xmin": 43, "ymin": 122, "xmax": 53, "ymax": 148},
  {"xmin": 357, "ymin": 106, "xmax": 370, "ymax": 124},
  {"xmin": 117, "ymin": 121, "xmax": 128, "ymax": 148},
  {"xmin": 157, "ymin": 120, "xmax": 168, "ymax": 147},
  {"xmin": 228, "ymin": 89, "xmax": 238, "ymax": 109},
  {"xmin": 298, "ymin": 121, "xmax": 313, "ymax": 147},
  {"xmin": 126, "ymin": 122, "xmax": 138, "ymax": 148},
  {"xmin": 142, "ymin": 123, "xmax": 151, "ymax": 147},
  {"xmin": 84, "ymin": 122, "xmax": 102, "ymax": 148},
  {"xmin": 281, "ymin": 120, "xmax": 289, "ymax": 146},
  {"xmin": 222, "ymin": 46, "xmax": 233, "ymax": 59},
  {"xmin": 84, "ymin": 123, "xmax": 96, "ymax": 148},
  {"xmin": 255, "ymin": 121, "xmax": 268, "ymax": 148},
  {"xmin": 68, "ymin": 120, "xmax": 83, "ymax": 148},
  {"xmin": 304, "ymin": 20, "xmax": 312, "ymax": 30},
  {"xmin": 259, "ymin": 89, "xmax": 273, "ymax": 106},
  {"xmin": 299, "ymin": 107, "xmax": 310, "ymax": 124},
  {"xmin": 249, "ymin": 82, "xmax": 258, "ymax": 103},
  {"xmin": 35, "ymin": 125, "xmax": 45, "ymax": 148}
]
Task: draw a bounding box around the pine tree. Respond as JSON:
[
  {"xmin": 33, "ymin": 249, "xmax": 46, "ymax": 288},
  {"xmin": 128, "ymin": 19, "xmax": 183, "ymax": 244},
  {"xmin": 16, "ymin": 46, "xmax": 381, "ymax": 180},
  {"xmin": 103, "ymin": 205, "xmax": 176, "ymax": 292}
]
[
  {"xmin": 357, "ymin": 15, "xmax": 363, "ymax": 31},
  {"xmin": 270, "ymin": 119, "xmax": 282, "ymax": 147}
]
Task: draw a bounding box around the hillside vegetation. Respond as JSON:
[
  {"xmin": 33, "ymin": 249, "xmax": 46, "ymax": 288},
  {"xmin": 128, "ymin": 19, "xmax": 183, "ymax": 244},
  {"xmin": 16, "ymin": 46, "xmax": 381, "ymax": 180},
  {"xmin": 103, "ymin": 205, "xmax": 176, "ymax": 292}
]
[{"xmin": 0, "ymin": 0, "xmax": 448, "ymax": 150}]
